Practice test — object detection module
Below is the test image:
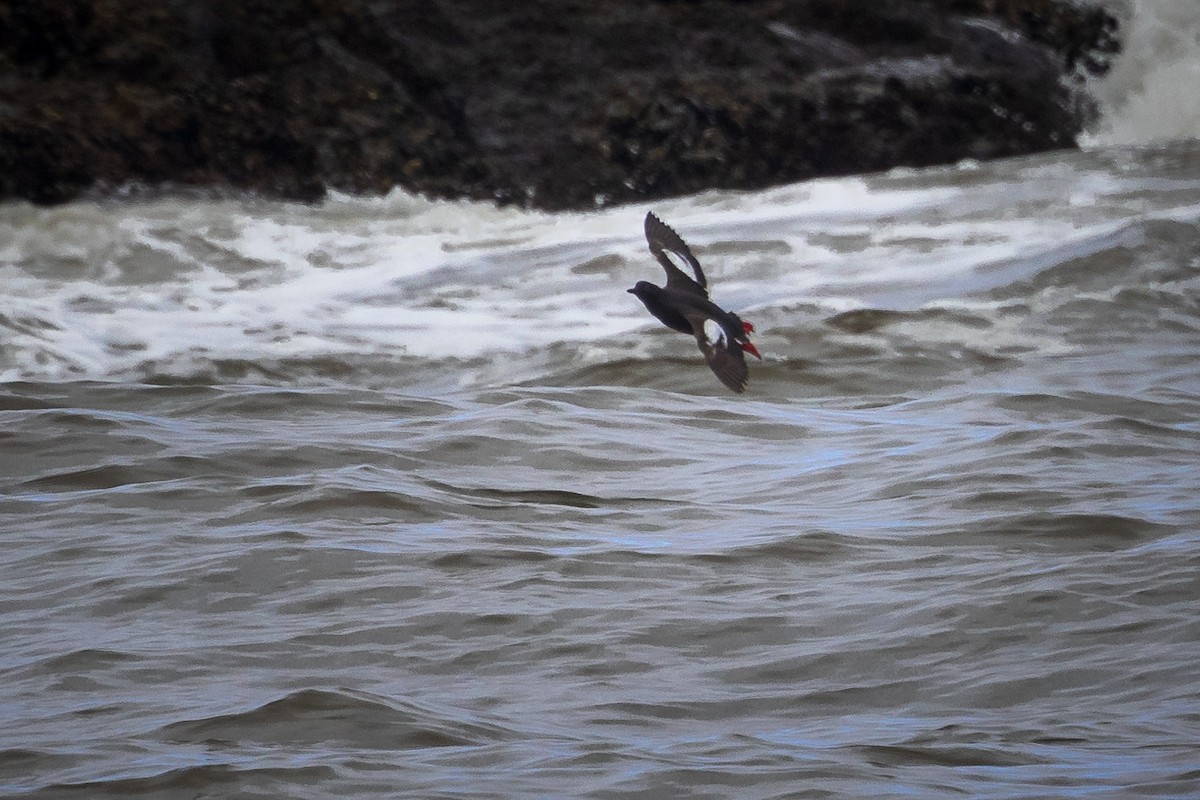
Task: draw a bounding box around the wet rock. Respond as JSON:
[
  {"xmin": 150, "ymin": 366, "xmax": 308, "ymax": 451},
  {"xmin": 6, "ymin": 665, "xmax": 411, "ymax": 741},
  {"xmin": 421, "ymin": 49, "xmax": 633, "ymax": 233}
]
[{"xmin": 0, "ymin": 0, "xmax": 1119, "ymax": 209}]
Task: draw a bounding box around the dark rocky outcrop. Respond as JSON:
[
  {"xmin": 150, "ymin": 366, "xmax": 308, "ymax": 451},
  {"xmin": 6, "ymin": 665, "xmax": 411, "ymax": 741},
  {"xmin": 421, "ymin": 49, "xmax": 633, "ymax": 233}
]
[{"xmin": 0, "ymin": 0, "xmax": 1119, "ymax": 209}]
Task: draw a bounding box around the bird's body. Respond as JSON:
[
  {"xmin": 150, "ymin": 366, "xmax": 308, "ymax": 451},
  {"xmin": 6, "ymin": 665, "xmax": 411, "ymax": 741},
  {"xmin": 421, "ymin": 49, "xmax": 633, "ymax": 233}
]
[{"xmin": 628, "ymin": 212, "xmax": 760, "ymax": 393}]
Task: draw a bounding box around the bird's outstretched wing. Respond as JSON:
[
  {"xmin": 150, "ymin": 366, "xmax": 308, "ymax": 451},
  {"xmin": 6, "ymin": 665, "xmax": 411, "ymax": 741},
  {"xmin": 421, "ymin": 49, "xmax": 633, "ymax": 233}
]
[
  {"xmin": 645, "ymin": 212, "xmax": 708, "ymax": 297},
  {"xmin": 694, "ymin": 318, "xmax": 749, "ymax": 393}
]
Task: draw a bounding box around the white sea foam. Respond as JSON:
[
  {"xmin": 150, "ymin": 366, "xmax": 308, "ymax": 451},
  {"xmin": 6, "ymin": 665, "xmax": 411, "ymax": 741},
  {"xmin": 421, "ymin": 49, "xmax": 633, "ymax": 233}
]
[
  {"xmin": 1, "ymin": 140, "xmax": 1197, "ymax": 385},
  {"xmin": 1084, "ymin": 0, "xmax": 1200, "ymax": 146}
]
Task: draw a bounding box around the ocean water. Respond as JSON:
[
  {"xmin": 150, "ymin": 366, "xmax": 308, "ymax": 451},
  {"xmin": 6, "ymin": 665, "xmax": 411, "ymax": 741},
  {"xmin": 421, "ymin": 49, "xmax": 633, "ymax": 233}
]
[{"xmin": 3, "ymin": 5, "xmax": 1200, "ymax": 798}]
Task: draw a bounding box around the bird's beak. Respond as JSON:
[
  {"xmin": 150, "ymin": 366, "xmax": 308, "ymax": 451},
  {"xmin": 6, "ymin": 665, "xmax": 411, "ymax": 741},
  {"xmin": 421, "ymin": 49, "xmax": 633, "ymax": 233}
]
[
  {"xmin": 626, "ymin": 288, "xmax": 635, "ymax": 293},
  {"xmin": 742, "ymin": 340, "xmax": 762, "ymax": 360}
]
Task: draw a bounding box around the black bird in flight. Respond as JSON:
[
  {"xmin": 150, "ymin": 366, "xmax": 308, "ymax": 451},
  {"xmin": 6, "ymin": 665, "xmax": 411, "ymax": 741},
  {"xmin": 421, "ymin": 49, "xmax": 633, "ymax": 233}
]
[{"xmin": 628, "ymin": 212, "xmax": 761, "ymax": 393}]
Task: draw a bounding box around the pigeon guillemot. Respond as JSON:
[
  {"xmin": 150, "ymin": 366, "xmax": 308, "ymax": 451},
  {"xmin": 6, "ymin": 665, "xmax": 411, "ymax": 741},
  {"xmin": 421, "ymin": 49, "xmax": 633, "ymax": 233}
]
[{"xmin": 629, "ymin": 212, "xmax": 761, "ymax": 393}]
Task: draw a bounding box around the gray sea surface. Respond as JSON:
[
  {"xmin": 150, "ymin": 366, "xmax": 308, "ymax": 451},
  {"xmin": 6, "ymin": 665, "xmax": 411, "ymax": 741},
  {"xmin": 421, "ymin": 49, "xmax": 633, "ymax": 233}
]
[{"xmin": 2, "ymin": 140, "xmax": 1199, "ymax": 798}]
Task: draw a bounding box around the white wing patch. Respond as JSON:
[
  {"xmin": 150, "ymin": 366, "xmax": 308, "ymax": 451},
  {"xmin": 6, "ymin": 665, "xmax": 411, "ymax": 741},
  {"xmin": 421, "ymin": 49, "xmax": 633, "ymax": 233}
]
[
  {"xmin": 662, "ymin": 249, "xmax": 693, "ymax": 276},
  {"xmin": 702, "ymin": 319, "xmax": 726, "ymax": 349}
]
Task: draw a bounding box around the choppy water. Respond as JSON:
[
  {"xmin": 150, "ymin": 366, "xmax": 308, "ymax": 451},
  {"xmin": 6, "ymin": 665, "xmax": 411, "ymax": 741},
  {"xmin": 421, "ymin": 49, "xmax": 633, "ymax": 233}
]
[
  {"xmin": 5, "ymin": 14, "xmax": 1200, "ymax": 795},
  {"xmin": 4, "ymin": 140, "xmax": 1198, "ymax": 799}
]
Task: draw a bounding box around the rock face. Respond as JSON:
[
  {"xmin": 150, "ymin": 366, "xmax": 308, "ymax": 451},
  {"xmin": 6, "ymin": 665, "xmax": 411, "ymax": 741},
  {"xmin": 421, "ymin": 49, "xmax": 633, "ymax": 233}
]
[{"xmin": 0, "ymin": 0, "xmax": 1119, "ymax": 209}]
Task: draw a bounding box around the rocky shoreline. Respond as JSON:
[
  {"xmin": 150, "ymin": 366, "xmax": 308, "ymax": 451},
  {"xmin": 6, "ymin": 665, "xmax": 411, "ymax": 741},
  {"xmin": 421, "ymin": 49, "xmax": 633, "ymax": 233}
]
[{"xmin": 0, "ymin": 0, "xmax": 1119, "ymax": 209}]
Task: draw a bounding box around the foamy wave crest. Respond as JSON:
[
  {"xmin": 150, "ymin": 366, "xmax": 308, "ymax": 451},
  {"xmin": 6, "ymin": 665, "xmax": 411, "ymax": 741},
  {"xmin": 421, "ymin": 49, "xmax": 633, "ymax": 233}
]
[
  {"xmin": 1084, "ymin": 0, "xmax": 1200, "ymax": 146},
  {"xmin": 0, "ymin": 179, "xmax": 988, "ymax": 386},
  {"xmin": 2, "ymin": 145, "xmax": 1196, "ymax": 389}
]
